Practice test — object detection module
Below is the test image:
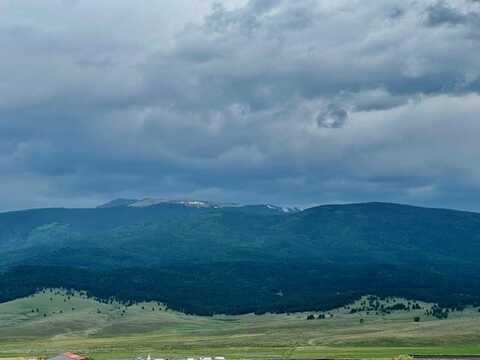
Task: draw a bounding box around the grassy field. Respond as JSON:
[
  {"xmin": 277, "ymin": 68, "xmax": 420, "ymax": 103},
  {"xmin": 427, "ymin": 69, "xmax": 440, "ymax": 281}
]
[{"xmin": 1, "ymin": 290, "xmax": 480, "ymax": 360}]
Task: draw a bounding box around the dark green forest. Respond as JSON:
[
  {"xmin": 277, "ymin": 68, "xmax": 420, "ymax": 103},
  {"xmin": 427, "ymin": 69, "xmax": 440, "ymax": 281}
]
[{"xmin": 1, "ymin": 202, "xmax": 480, "ymax": 314}]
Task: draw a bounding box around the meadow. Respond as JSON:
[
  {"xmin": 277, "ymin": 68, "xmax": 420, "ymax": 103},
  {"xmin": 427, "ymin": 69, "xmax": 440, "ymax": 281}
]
[{"xmin": 1, "ymin": 290, "xmax": 480, "ymax": 360}]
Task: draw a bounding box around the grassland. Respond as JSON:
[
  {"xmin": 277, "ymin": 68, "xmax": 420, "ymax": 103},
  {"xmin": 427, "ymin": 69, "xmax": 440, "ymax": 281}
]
[{"xmin": 1, "ymin": 290, "xmax": 480, "ymax": 360}]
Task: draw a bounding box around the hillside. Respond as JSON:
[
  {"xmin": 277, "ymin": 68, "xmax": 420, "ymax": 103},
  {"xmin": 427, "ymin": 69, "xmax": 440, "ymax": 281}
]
[
  {"xmin": 2, "ymin": 290, "xmax": 480, "ymax": 360},
  {"xmin": 1, "ymin": 202, "xmax": 480, "ymax": 314}
]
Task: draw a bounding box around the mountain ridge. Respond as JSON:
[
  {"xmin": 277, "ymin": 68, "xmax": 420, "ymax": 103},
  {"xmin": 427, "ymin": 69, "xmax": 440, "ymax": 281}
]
[
  {"xmin": 1, "ymin": 201, "xmax": 480, "ymax": 314},
  {"xmin": 97, "ymin": 197, "xmax": 302, "ymax": 213}
]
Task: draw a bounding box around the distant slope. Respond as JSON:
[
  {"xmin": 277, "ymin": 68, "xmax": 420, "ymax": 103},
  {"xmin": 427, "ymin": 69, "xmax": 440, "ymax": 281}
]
[
  {"xmin": 4, "ymin": 290, "xmax": 480, "ymax": 360},
  {"xmin": 97, "ymin": 198, "xmax": 138, "ymax": 208},
  {"xmin": 0, "ymin": 288, "xmax": 463, "ymax": 340},
  {"xmin": 0, "ymin": 289, "xmax": 186, "ymax": 340},
  {"xmin": 1, "ymin": 202, "xmax": 480, "ymax": 314}
]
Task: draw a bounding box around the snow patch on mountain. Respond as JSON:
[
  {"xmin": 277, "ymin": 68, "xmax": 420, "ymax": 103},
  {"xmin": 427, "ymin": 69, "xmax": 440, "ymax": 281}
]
[{"xmin": 98, "ymin": 198, "xmax": 302, "ymax": 213}]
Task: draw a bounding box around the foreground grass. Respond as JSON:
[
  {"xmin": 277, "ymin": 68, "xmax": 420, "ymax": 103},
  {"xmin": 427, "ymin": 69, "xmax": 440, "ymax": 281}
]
[{"xmin": 1, "ymin": 291, "xmax": 480, "ymax": 360}]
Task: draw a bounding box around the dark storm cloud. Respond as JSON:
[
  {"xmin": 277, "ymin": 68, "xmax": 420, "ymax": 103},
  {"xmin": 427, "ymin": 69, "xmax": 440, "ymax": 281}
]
[
  {"xmin": 425, "ymin": 0, "xmax": 480, "ymax": 27},
  {"xmin": 2, "ymin": 0, "xmax": 480, "ymax": 211},
  {"xmin": 426, "ymin": 1, "xmax": 468, "ymax": 26},
  {"xmin": 316, "ymin": 105, "xmax": 348, "ymax": 129}
]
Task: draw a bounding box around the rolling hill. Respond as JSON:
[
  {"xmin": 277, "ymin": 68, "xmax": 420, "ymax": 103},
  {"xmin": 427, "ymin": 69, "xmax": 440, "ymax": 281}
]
[
  {"xmin": 1, "ymin": 201, "xmax": 480, "ymax": 314},
  {"xmin": 4, "ymin": 289, "xmax": 480, "ymax": 360}
]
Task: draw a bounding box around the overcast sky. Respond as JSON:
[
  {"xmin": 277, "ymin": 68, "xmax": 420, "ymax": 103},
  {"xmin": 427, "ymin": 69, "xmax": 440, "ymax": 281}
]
[{"xmin": 2, "ymin": 0, "xmax": 480, "ymax": 211}]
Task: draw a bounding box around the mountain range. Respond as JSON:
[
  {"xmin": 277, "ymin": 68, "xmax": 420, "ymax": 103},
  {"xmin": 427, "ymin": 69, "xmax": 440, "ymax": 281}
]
[{"xmin": 1, "ymin": 200, "xmax": 480, "ymax": 314}]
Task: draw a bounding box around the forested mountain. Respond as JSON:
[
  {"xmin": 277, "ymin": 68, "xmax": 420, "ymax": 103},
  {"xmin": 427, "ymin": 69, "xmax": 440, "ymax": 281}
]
[{"xmin": 1, "ymin": 201, "xmax": 480, "ymax": 314}]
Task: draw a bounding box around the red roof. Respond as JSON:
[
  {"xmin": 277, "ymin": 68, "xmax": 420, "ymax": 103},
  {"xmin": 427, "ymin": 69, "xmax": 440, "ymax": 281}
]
[{"xmin": 63, "ymin": 353, "xmax": 87, "ymax": 360}]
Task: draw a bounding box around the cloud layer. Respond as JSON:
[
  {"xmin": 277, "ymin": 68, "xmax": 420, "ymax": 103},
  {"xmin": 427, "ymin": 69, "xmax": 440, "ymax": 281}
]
[{"xmin": 2, "ymin": 0, "xmax": 480, "ymax": 211}]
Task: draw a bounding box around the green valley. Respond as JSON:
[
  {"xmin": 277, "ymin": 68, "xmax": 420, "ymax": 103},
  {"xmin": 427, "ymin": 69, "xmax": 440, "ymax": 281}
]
[{"xmin": 1, "ymin": 290, "xmax": 480, "ymax": 360}]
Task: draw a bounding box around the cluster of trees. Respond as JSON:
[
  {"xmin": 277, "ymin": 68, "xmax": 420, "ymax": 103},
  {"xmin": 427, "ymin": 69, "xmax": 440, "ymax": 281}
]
[
  {"xmin": 304, "ymin": 296, "xmax": 429, "ymax": 322},
  {"xmin": 426, "ymin": 305, "xmax": 450, "ymax": 319},
  {"xmin": 345, "ymin": 296, "xmax": 423, "ymax": 315},
  {"xmin": 306, "ymin": 313, "xmax": 333, "ymax": 320}
]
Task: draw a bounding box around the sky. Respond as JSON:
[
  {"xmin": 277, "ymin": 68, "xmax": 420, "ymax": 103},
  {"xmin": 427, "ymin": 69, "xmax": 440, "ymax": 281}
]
[{"xmin": 2, "ymin": 0, "xmax": 480, "ymax": 211}]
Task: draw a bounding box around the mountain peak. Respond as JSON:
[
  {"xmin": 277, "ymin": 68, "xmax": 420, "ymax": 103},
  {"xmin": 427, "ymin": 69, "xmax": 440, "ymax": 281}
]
[
  {"xmin": 97, "ymin": 198, "xmax": 239, "ymax": 209},
  {"xmin": 97, "ymin": 198, "xmax": 301, "ymax": 213}
]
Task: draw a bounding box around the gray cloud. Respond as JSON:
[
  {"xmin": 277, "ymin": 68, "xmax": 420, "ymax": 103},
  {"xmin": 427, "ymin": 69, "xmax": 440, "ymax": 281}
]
[
  {"xmin": 426, "ymin": 1, "xmax": 469, "ymax": 26},
  {"xmin": 316, "ymin": 105, "xmax": 348, "ymax": 128},
  {"xmin": 425, "ymin": 0, "xmax": 480, "ymax": 27},
  {"xmin": 2, "ymin": 0, "xmax": 480, "ymax": 212}
]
